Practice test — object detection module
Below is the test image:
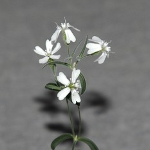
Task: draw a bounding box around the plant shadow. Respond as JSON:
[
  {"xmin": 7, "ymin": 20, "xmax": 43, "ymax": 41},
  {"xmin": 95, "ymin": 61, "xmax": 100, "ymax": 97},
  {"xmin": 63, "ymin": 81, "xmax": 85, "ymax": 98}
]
[{"xmin": 33, "ymin": 90, "xmax": 111, "ymax": 136}]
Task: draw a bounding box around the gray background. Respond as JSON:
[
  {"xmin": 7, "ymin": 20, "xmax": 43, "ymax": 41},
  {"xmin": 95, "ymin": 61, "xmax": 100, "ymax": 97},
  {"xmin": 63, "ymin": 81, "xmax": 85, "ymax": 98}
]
[{"xmin": 1, "ymin": 0, "xmax": 150, "ymax": 150}]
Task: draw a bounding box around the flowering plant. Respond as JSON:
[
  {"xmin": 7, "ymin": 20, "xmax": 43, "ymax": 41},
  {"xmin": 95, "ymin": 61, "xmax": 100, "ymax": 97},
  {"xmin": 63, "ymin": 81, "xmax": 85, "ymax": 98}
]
[{"xmin": 34, "ymin": 18, "xmax": 111, "ymax": 150}]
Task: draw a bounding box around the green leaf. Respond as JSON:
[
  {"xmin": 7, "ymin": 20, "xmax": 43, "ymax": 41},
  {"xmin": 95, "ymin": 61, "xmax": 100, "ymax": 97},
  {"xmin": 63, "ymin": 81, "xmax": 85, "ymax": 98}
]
[
  {"xmin": 51, "ymin": 133, "xmax": 73, "ymax": 150},
  {"xmin": 50, "ymin": 63, "xmax": 57, "ymax": 75},
  {"xmin": 49, "ymin": 61, "xmax": 71, "ymax": 68},
  {"xmin": 71, "ymin": 39, "xmax": 83, "ymax": 57},
  {"xmin": 79, "ymin": 73, "xmax": 86, "ymax": 95},
  {"xmin": 78, "ymin": 137, "xmax": 99, "ymax": 150},
  {"xmin": 45, "ymin": 83, "xmax": 61, "ymax": 91},
  {"xmin": 43, "ymin": 61, "xmax": 71, "ymax": 69},
  {"xmin": 78, "ymin": 36, "xmax": 88, "ymax": 59}
]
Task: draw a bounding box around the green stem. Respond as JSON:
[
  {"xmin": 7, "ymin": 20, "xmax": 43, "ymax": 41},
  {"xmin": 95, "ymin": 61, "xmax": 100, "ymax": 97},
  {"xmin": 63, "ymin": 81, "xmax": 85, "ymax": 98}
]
[
  {"xmin": 78, "ymin": 106, "xmax": 82, "ymax": 136},
  {"xmin": 75, "ymin": 54, "xmax": 90, "ymax": 66},
  {"xmin": 72, "ymin": 141, "xmax": 76, "ymax": 150},
  {"xmin": 66, "ymin": 99, "xmax": 75, "ymax": 136},
  {"xmin": 67, "ymin": 45, "xmax": 72, "ymax": 64}
]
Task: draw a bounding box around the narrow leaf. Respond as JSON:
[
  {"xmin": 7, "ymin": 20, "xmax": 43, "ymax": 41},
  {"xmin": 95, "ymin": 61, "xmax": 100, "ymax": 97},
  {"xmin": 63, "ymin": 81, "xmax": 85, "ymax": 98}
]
[
  {"xmin": 51, "ymin": 133, "xmax": 73, "ymax": 150},
  {"xmin": 49, "ymin": 61, "xmax": 71, "ymax": 68},
  {"xmin": 50, "ymin": 63, "xmax": 57, "ymax": 76},
  {"xmin": 71, "ymin": 39, "xmax": 83, "ymax": 57},
  {"xmin": 45, "ymin": 83, "xmax": 61, "ymax": 91},
  {"xmin": 78, "ymin": 36, "xmax": 88, "ymax": 59},
  {"xmin": 78, "ymin": 137, "xmax": 99, "ymax": 150},
  {"xmin": 79, "ymin": 73, "xmax": 86, "ymax": 95}
]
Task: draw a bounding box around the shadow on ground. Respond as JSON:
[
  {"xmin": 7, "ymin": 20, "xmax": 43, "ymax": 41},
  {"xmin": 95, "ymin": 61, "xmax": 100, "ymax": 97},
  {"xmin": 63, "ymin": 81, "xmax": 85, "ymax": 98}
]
[{"xmin": 33, "ymin": 90, "xmax": 111, "ymax": 135}]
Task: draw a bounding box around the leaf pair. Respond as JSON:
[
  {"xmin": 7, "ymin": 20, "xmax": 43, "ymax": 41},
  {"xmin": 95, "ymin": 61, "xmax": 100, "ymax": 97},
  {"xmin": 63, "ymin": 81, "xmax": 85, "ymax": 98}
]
[{"xmin": 51, "ymin": 133, "xmax": 99, "ymax": 150}]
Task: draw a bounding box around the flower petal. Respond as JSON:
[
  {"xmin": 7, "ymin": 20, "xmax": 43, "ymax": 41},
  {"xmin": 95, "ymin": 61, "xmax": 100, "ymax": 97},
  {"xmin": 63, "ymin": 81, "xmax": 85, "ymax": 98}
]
[
  {"xmin": 71, "ymin": 89, "xmax": 81, "ymax": 104},
  {"xmin": 89, "ymin": 36, "xmax": 103, "ymax": 44},
  {"xmin": 67, "ymin": 23, "xmax": 80, "ymax": 31},
  {"xmin": 57, "ymin": 72, "xmax": 70, "ymax": 86},
  {"xmin": 94, "ymin": 52, "xmax": 107, "ymax": 64},
  {"xmin": 51, "ymin": 27, "xmax": 61, "ymax": 42},
  {"xmin": 65, "ymin": 29, "xmax": 76, "ymax": 43},
  {"xmin": 39, "ymin": 56, "xmax": 49, "ymax": 64},
  {"xmin": 51, "ymin": 43, "xmax": 61, "ymax": 54},
  {"xmin": 34, "ymin": 46, "xmax": 46, "ymax": 56},
  {"xmin": 57, "ymin": 87, "xmax": 71, "ymax": 100},
  {"xmin": 86, "ymin": 43, "xmax": 101, "ymax": 50},
  {"xmin": 71, "ymin": 68, "xmax": 80, "ymax": 83},
  {"xmin": 46, "ymin": 39, "xmax": 53, "ymax": 53},
  {"xmin": 87, "ymin": 48, "xmax": 100, "ymax": 55},
  {"xmin": 50, "ymin": 54, "xmax": 61, "ymax": 60},
  {"xmin": 75, "ymin": 80, "xmax": 81, "ymax": 89}
]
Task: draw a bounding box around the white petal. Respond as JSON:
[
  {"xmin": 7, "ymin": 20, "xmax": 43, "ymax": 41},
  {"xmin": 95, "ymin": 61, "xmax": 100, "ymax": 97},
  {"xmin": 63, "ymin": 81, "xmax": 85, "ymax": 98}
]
[
  {"xmin": 46, "ymin": 39, "xmax": 53, "ymax": 53},
  {"xmin": 75, "ymin": 80, "xmax": 81, "ymax": 89},
  {"xmin": 39, "ymin": 56, "xmax": 49, "ymax": 64},
  {"xmin": 51, "ymin": 27, "xmax": 61, "ymax": 42},
  {"xmin": 86, "ymin": 43, "xmax": 101, "ymax": 50},
  {"xmin": 34, "ymin": 46, "xmax": 46, "ymax": 56},
  {"xmin": 57, "ymin": 72, "xmax": 70, "ymax": 86},
  {"xmin": 57, "ymin": 87, "xmax": 71, "ymax": 100},
  {"xmin": 106, "ymin": 46, "xmax": 111, "ymax": 52},
  {"xmin": 65, "ymin": 29, "xmax": 76, "ymax": 43},
  {"xmin": 89, "ymin": 36, "xmax": 103, "ymax": 44},
  {"xmin": 94, "ymin": 52, "xmax": 107, "ymax": 64},
  {"xmin": 87, "ymin": 48, "xmax": 100, "ymax": 55},
  {"xmin": 71, "ymin": 89, "xmax": 81, "ymax": 104},
  {"xmin": 51, "ymin": 43, "xmax": 61, "ymax": 54},
  {"xmin": 50, "ymin": 54, "xmax": 61, "ymax": 60},
  {"xmin": 67, "ymin": 23, "xmax": 80, "ymax": 31},
  {"xmin": 71, "ymin": 68, "xmax": 80, "ymax": 83}
]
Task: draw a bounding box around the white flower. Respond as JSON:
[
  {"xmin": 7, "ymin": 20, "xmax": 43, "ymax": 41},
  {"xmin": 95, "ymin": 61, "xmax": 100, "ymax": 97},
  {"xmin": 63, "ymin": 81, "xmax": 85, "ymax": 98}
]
[
  {"xmin": 34, "ymin": 39, "xmax": 61, "ymax": 64},
  {"xmin": 86, "ymin": 36, "xmax": 111, "ymax": 64},
  {"xmin": 57, "ymin": 68, "xmax": 81, "ymax": 104},
  {"xmin": 51, "ymin": 18, "xmax": 80, "ymax": 44}
]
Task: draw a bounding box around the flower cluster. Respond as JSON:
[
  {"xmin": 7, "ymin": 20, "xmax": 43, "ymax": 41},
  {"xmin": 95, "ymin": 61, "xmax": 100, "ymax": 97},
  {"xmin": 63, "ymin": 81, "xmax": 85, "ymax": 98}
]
[
  {"xmin": 33, "ymin": 18, "xmax": 112, "ymax": 150},
  {"xmin": 34, "ymin": 18, "xmax": 111, "ymax": 105}
]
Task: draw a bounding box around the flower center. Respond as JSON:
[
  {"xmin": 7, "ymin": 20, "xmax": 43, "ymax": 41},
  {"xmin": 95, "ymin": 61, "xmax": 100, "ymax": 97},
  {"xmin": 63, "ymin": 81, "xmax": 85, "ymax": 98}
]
[
  {"xmin": 46, "ymin": 53, "xmax": 51, "ymax": 57},
  {"xmin": 69, "ymin": 83, "xmax": 76, "ymax": 89}
]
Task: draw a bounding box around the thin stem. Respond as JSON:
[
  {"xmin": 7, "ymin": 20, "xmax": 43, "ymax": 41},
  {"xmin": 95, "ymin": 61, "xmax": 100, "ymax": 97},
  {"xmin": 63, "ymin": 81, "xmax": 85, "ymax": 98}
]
[
  {"xmin": 66, "ymin": 99, "xmax": 75, "ymax": 136},
  {"xmin": 67, "ymin": 45, "xmax": 72, "ymax": 64},
  {"xmin": 67, "ymin": 45, "xmax": 70, "ymax": 57},
  {"xmin": 75, "ymin": 54, "xmax": 90, "ymax": 66},
  {"xmin": 78, "ymin": 106, "xmax": 82, "ymax": 136},
  {"xmin": 72, "ymin": 141, "xmax": 76, "ymax": 150}
]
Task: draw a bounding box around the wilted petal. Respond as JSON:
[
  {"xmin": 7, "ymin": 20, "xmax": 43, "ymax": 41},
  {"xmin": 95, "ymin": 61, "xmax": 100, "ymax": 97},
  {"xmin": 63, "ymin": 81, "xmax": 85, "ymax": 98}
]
[
  {"xmin": 71, "ymin": 68, "xmax": 80, "ymax": 83},
  {"xmin": 39, "ymin": 56, "xmax": 49, "ymax": 64},
  {"xmin": 94, "ymin": 52, "xmax": 107, "ymax": 64},
  {"xmin": 51, "ymin": 27, "xmax": 61, "ymax": 42},
  {"xmin": 50, "ymin": 54, "xmax": 61, "ymax": 60},
  {"xmin": 34, "ymin": 46, "xmax": 46, "ymax": 56},
  {"xmin": 57, "ymin": 72, "xmax": 70, "ymax": 86},
  {"xmin": 67, "ymin": 23, "xmax": 80, "ymax": 31},
  {"xmin": 71, "ymin": 89, "xmax": 81, "ymax": 104},
  {"xmin": 65, "ymin": 29, "xmax": 76, "ymax": 43},
  {"xmin": 57, "ymin": 87, "xmax": 71, "ymax": 100},
  {"xmin": 52, "ymin": 43, "xmax": 61, "ymax": 54},
  {"xmin": 46, "ymin": 40, "xmax": 53, "ymax": 53}
]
